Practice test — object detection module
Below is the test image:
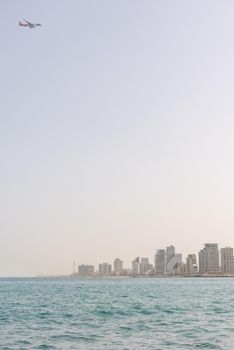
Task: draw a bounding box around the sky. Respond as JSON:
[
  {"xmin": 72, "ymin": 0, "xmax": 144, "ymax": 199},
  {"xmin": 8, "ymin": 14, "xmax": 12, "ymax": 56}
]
[{"xmin": 1, "ymin": 1, "xmax": 234, "ymax": 276}]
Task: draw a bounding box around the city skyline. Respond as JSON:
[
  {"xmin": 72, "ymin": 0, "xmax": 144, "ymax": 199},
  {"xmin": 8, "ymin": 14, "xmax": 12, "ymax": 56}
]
[
  {"xmin": 73, "ymin": 242, "xmax": 234, "ymax": 277},
  {"xmin": 2, "ymin": 1, "xmax": 234, "ymax": 276}
]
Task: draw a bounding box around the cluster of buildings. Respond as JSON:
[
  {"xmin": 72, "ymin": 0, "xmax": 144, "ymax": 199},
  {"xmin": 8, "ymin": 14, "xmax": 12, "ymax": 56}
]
[{"xmin": 73, "ymin": 243, "xmax": 234, "ymax": 277}]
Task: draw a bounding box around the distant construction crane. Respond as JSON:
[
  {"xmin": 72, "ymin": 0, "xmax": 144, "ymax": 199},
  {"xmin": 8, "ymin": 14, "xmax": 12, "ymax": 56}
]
[{"xmin": 72, "ymin": 261, "xmax": 76, "ymax": 275}]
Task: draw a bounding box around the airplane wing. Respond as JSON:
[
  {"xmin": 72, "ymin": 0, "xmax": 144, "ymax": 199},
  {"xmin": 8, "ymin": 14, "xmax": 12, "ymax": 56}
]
[{"xmin": 23, "ymin": 19, "xmax": 32, "ymax": 25}]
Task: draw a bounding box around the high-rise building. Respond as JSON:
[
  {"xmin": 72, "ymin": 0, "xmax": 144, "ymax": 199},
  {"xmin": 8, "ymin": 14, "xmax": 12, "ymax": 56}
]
[
  {"xmin": 164, "ymin": 245, "xmax": 183, "ymax": 273},
  {"xmin": 199, "ymin": 249, "xmax": 206, "ymax": 273},
  {"xmin": 132, "ymin": 257, "xmax": 140, "ymax": 275},
  {"xmin": 166, "ymin": 254, "xmax": 182, "ymax": 273},
  {"xmin": 113, "ymin": 258, "xmax": 123, "ymax": 275},
  {"xmin": 99, "ymin": 263, "xmax": 112, "ymax": 275},
  {"xmin": 166, "ymin": 245, "xmax": 175, "ymax": 264},
  {"xmin": 220, "ymin": 247, "xmax": 234, "ymax": 273},
  {"xmin": 199, "ymin": 243, "xmax": 219, "ymax": 273},
  {"xmin": 154, "ymin": 249, "xmax": 166, "ymax": 273},
  {"xmin": 186, "ymin": 254, "xmax": 198, "ymax": 274},
  {"xmin": 139, "ymin": 258, "xmax": 153, "ymax": 275},
  {"xmin": 78, "ymin": 265, "xmax": 94, "ymax": 276}
]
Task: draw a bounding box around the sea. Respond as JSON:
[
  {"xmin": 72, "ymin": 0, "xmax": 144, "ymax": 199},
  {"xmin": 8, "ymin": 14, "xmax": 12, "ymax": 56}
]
[{"xmin": 1, "ymin": 277, "xmax": 234, "ymax": 350}]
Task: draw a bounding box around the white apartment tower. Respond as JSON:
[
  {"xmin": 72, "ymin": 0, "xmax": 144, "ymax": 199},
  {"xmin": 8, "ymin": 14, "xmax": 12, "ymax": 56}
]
[
  {"xmin": 132, "ymin": 257, "xmax": 140, "ymax": 275},
  {"xmin": 166, "ymin": 253, "xmax": 182, "ymax": 273},
  {"xmin": 166, "ymin": 245, "xmax": 175, "ymax": 264},
  {"xmin": 220, "ymin": 247, "xmax": 234, "ymax": 273},
  {"xmin": 165, "ymin": 245, "xmax": 182, "ymax": 273},
  {"xmin": 99, "ymin": 263, "xmax": 112, "ymax": 275},
  {"xmin": 154, "ymin": 249, "xmax": 166, "ymax": 273},
  {"xmin": 199, "ymin": 243, "xmax": 219, "ymax": 273},
  {"xmin": 186, "ymin": 254, "xmax": 198, "ymax": 274},
  {"xmin": 113, "ymin": 258, "xmax": 123, "ymax": 275},
  {"xmin": 139, "ymin": 258, "xmax": 153, "ymax": 275}
]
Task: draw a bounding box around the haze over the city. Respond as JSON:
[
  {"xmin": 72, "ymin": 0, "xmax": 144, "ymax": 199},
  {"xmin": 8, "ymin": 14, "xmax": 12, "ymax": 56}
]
[{"xmin": 1, "ymin": 1, "xmax": 234, "ymax": 276}]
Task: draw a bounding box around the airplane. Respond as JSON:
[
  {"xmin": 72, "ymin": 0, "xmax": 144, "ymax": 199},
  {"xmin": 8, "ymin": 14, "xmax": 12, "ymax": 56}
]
[{"xmin": 19, "ymin": 19, "xmax": 42, "ymax": 29}]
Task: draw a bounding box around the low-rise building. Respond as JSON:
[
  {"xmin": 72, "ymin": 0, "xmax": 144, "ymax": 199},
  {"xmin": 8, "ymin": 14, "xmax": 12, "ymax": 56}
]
[{"xmin": 78, "ymin": 264, "xmax": 94, "ymax": 276}]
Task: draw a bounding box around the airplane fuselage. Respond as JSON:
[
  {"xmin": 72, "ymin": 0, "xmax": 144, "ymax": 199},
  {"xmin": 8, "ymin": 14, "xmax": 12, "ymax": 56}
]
[{"xmin": 19, "ymin": 20, "xmax": 41, "ymax": 29}]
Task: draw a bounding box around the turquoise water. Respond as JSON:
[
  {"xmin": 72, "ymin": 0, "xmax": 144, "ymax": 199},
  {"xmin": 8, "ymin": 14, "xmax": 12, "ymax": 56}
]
[{"xmin": 1, "ymin": 277, "xmax": 234, "ymax": 349}]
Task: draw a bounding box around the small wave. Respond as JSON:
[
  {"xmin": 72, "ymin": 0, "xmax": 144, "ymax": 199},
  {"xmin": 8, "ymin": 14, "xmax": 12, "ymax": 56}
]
[
  {"xmin": 17, "ymin": 340, "xmax": 32, "ymax": 345},
  {"xmin": 120, "ymin": 326, "xmax": 133, "ymax": 331},
  {"xmin": 37, "ymin": 311, "xmax": 51, "ymax": 318},
  {"xmin": 95, "ymin": 309, "xmax": 114, "ymax": 317},
  {"xmin": 34, "ymin": 344, "xmax": 55, "ymax": 350},
  {"xmin": 195, "ymin": 342, "xmax": 222, "ymax": 349},
  {"xmin": 50, "ymin": 334, "xmax": 96, "ymax": 342}
]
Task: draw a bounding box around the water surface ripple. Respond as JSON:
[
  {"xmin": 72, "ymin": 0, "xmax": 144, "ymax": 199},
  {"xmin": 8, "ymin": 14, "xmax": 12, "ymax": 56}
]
[{"xmin": 1, "ymin": 277, "xmax": 234, "ymax": 349}]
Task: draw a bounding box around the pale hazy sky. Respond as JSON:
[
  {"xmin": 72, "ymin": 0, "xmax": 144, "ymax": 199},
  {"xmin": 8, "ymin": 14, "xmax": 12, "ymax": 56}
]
[{"xmin": 1, "ymin": 1, "xmax": 234, "ymax": 276}]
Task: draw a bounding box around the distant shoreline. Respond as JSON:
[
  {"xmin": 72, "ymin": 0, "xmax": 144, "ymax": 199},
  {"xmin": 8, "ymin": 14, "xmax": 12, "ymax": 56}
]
[
  {"xmin": 70, "ymin": 273, "xmax": 234, "ymax": 278},
  {"xmin": 1, "ymin": 274, "xmax": 234, "ymax": 279}
]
